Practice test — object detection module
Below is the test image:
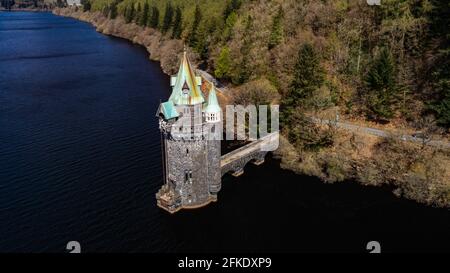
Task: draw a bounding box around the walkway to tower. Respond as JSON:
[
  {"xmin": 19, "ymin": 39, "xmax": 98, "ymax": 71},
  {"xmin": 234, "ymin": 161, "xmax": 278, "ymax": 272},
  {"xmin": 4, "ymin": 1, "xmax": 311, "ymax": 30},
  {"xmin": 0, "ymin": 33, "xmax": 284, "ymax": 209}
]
[{"xmin": 220, "ymin": 132, "xmax": 279, "ymax": 177}]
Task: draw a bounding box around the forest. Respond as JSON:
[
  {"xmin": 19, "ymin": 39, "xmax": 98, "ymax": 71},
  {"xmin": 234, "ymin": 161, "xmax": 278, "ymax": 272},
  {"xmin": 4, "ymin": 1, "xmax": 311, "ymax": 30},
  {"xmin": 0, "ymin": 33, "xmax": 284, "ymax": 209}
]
[{"xmin": 78, "ymin": 0, "xmax": 449, "ymax": 130}]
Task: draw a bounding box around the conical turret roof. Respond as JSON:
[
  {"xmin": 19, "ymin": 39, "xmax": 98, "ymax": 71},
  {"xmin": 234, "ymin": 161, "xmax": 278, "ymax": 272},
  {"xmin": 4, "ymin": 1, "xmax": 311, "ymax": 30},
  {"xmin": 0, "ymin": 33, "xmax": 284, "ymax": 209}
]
[
  {"xmin": 169, "ymin": 51, "xmax": 204, "ymax": 105},
  {"xmin": 204, "ymin": 84, "xmax": 221, "ymax": 113}
]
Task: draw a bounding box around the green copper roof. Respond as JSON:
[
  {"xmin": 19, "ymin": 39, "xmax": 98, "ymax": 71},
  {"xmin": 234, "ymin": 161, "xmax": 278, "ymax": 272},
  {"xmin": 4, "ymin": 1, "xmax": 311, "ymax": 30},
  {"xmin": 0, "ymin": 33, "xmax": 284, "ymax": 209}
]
[
  {"xmin": 169, "ymin": 51, "xmax": 204, "ymax": 105},
  {"xmin": 204, "ymin": 85, "xmax": 221, "ymax": 113},
  {"xmin": 160, "ymin": 101, "xmax": 179, "ymax": 120}
]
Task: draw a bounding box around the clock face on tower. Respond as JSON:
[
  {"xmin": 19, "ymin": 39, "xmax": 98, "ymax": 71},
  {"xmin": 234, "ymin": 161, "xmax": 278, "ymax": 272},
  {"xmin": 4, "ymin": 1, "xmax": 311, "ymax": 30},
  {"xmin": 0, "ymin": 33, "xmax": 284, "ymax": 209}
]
[{"xmin": 182, "ymin": 81, "xmax": 189, "ymax": 95}]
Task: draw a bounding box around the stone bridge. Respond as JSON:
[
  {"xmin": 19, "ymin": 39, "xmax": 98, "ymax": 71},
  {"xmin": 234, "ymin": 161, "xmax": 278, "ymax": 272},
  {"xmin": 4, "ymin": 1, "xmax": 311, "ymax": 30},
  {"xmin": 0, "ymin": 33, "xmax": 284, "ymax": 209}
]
[{"xmin": 220, "ymin": 132, "xmax": 279, "ymax": 177}]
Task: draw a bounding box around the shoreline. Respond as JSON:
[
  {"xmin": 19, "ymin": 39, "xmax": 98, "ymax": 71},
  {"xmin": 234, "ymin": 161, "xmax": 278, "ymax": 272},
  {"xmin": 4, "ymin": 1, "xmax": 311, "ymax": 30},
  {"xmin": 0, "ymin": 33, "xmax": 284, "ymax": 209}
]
[
  {"xmin": 0, "ymin": 8, "xmax": 52, "ymax": 12},
  {"xmin": 51, "ymin": 8, "xmax": 450, "ymax": 208}
]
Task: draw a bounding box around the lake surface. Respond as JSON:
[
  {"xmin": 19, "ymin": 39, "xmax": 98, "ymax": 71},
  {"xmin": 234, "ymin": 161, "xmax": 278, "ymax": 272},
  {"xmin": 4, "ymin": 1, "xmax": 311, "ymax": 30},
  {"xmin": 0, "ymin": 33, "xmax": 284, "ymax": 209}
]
[{"xmin": 0, "ymin": 11, "xmax": 448, "ymax": 253}]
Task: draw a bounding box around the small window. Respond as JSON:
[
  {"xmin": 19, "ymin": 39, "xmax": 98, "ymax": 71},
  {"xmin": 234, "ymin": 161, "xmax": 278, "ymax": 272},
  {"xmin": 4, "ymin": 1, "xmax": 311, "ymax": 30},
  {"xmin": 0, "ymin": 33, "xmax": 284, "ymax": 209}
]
[
  {"xmin": 185, "ymin": 170, "xmax": 192, "ymax": 183},
  {"xmin": 186, "ymin": 148, "xmax": 189, "ymax": 154}
]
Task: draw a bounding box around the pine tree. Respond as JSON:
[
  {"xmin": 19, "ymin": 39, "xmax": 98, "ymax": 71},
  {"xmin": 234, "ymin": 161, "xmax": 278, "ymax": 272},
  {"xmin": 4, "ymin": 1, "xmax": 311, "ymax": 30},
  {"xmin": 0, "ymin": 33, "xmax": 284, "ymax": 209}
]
[
  {"xmin": 365, "ymin": 47, "xmax": 397, "ymax": 120},
  {"xmin": 109, "ymin": 2, "xmax": 118, "ymax": 19},
  {"xmin": 140, "ymin": 2, "xmax": 149, "ymax": 27},
  {"xmin": 427, "ymin": 1, "xmax": 450, "ymax": 128},
  {"xmin": 81, "ymin": 0, "xmax": 90, "ymax": 12},
  {"xmin": 281, "ymin": 43, "xmax": 325, "ymax": 122},
  {"xmin": 268, "ymin": 6, "xmax": 284, "ymax": 49},
  {"xmin": 223, "ymin": 0, "xmax": 241, "ymax": 19},
  {"xmin": 171, "ymin": 7, "xmax": 183, "ymax": 39},
  {"xmin": 162, "ymin": 2, "xmax": 174, "ymax": 33},
  {"xmin": 195, "ymin": 26, "xmax": 209, "ymax": 59},
  {"xmin": 429, "ymin": 48, "xmax": 450, "ymax": 127},
  {"xmin": 129, "ymin": 4, "xmax": 135, "ymax": 23},
  {"xmin": 149, "ymin": 6, "xmax": 159, "ymax": 28},
  {"xmin": 222, "ymin": 11, "xmax": 237, "ymax": 41},
  {"xmin": 234, "ymin": 15, "xmax": 253, "ymax": 84},
  {"xmin": 188, "ymin": 4, "xmax": 202, "ymax": 47},
  {"xmin": 136, "ymin": 3, "xmax": 142, "ymax": 24},
  {"xmin": 102, "ymin": 5, "xmax": 109, "ymax": 17},
  {"xmin": 215, "ymin": 46, "xmax": 231, "ymax": 79},
  {"xmin": 125, "ymin": 4, "xmax": 135, "ymax": 24}
]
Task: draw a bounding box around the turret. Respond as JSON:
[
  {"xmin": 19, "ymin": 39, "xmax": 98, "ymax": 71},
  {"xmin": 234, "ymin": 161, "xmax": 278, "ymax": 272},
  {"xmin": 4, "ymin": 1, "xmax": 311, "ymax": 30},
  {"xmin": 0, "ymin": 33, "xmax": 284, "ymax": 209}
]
[{"xmin": 204, "ymin": 84, "xmax": 221, "ymax": 123}]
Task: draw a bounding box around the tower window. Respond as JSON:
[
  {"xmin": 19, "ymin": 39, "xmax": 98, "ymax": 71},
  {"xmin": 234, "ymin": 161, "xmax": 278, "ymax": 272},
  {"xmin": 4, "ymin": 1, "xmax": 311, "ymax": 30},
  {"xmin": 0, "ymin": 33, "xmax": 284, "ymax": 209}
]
[
  {"xmin": 182, "ymin": 81, "xmax": 189, "ymax": 95},
  {"xmin": 185, "ymin": 170, "xmax": 192, "ymax": 183},
  {"xmin": 186, "ymin": 148, "xmax": 189, "ymax": 154}
]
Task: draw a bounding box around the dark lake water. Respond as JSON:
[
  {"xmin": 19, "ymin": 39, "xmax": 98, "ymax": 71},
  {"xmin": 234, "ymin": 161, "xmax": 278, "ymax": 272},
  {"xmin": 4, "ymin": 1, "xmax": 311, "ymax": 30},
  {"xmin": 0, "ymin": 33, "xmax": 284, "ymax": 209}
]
[{"xmin": 0, "ymin": 11, "xmax": 448, "ymax": 253}]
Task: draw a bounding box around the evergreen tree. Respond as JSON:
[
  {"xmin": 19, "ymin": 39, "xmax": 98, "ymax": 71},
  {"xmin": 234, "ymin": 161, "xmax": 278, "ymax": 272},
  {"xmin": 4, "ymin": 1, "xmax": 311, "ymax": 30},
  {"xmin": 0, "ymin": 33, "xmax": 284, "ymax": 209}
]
[
  {"xmin": 223, "ymin": 0, "xmax": 241, "ymax": 19},
  {"xmin": 233, "ymin": 15, "xmax": 253, "ymax": 84},
  {"xmin": 123, "ymin": 6, "xmax": 128, "ymax": 22},
  {"xmin": 124, "ymin": 4, "xmax": 136, "ymax": 24},
  {"xmin": 222, "ymin": 11, "xmax": 237, "ymax": 41},
  {"xmin": 281, "ymin": 43, "xmax": 325, "ymax": 122},
  {"xmin": 195, "ymin": 26, "xmax": 209, "ymax": 59},
  {"xmin": 171, "ymin": 7, "xmax": 183, "ymax": 39},
  {"xmin": 268, "ymin": 6, "xmax": 284, "ymax": 49},
  {"xmin": 428, "ymin": 48, "xmax": 450, "ymax": 127},
  {"xmin": 140, "ymin": 2, "xmax": 149, "ymax": 27},
  {"xmin": 427, "ymin": 1, "xmax": 450, "ymax": 128},
  {"xmin": 365, "ymin": 47, "xmax": 398, "ymax": 120},
  {"xmin": 215, "ymin": 46, "xmax": 231, "ymax": 79},
  {"xmin": 188, "ymin": 4, "xmax": 202, "ymax": 47},
  {"xmin": 149, "ymin": 6, "xmax": 159, "ymax": 28},
  {"xmin": 136, "ymin": 3, "xmax": 142, "ymax": 24},
  {"xmin": 124, "ymin": 4, "xmax": 134, "ymax": 24},
  {"xmin": 81, "ymin": 0, "xmax": 90, "ymax": 12},
  {"xmin": 129, "ymin": 4, "xmax": 135, "ymax": 23},
  {"xmin": 162, "ymin": 2, "xmax": 174, "ymax": 33},
  {"xmin": 109, "ymin": 2, "xmax": 118, "ymax": 19},
  {"xmin": 102, "ymin": 5, "xmax": 109, "ymax": 17}
]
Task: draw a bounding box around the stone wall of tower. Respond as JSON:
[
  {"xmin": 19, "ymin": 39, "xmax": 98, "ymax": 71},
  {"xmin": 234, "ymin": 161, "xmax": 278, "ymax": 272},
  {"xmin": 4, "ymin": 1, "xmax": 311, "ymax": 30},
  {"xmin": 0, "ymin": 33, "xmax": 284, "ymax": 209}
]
[
  {"xmin": 164, "ymin": 137, "xmax": 211, "ymax": 207},
  {"xmin": 206, "ymin": 123, "xmax": 222, "ymax": 194},
  {"xmin": 207, "ymin": 139, "xmax": 221, "ymax": 194}
]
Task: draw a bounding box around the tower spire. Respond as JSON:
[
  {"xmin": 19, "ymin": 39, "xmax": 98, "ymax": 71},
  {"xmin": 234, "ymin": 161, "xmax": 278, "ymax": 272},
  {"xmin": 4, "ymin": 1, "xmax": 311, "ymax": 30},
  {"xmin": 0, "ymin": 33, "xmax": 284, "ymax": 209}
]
[{"xmin": 168, "ymin": 48, "xmax": 204, "ymax": 105}]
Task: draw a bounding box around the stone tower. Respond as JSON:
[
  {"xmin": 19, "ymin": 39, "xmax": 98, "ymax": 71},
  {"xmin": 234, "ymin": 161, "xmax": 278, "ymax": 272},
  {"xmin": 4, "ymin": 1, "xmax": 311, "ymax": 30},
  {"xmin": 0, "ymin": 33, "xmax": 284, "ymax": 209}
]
[{"xmin": 156, "ymin": 51, "xmax": 222, "ymax": 213}]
